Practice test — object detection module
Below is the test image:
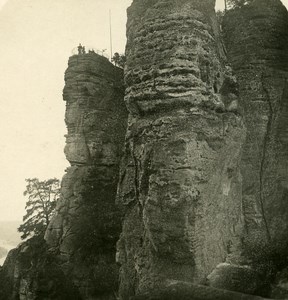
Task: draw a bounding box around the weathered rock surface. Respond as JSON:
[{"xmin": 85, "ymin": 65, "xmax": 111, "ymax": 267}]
[
  {"xmin": 130, "ymin": 280, "xmax": 273, "ymax": 300},
  {"xmin": 0, "ymin": 236, "xmax": 80, "ymax": 300},
  {"xmin": 222, "ymin": 0, "xmax": 288, "ymax": 296},
  {"xmin": 44, "ymin": 53, "xmax": 127, "ymax": 299},
  {"xmin": 116, "ymin": 0, "xmax": 246, "ymax": 298},
  {"xmin": 2, "ymin": 1, "xmax": 288, "ymax": 299},
  {"xmin": 0, "ymin": 53, "xmax": 127, "ymax": 300}
]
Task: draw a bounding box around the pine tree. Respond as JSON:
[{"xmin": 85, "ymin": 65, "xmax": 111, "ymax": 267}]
[{"xmin": 18, "ymin": 178, "xmax": 60, "ymax": 239}]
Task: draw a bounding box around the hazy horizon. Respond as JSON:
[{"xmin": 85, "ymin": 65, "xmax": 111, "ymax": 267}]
[{"xmin": 0, "ymin": 0, "xmax": 288, "ymax": 222}]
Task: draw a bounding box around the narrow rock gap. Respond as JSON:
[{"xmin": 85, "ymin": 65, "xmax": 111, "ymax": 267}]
[{"xmin": 259, "ymin": 73, "xmax": 273, "ymax": 242}]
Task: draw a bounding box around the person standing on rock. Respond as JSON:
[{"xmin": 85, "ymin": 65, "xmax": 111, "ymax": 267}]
[{"xmin": 78, "ymin": 43, "xmax": 83, "ymax": 55}]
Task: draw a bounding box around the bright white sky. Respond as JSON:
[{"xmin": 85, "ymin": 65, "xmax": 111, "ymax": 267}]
[
  {"xmin": 0, "ymin": 0, "xmax": 132, "ymax": 221},
  {"xmin": 0, "ymin": 0, "xmax": 287, "ymax": 221}
]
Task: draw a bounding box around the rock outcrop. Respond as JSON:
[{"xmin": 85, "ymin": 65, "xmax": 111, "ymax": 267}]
[
  {"xmin": 2, "ymin": 1, "xmax": 288, "ymax": 299},
  {"xmin": 44, "ymin": 53, "xmax": 127, "ymax": 299},
  {"xmin": 0, "ymin": 53, "xmax": 127, "ymax": 300},
  {"xmin": 222, "ymin": 0, "xmax": 288, "ymax": 296},
  {"xmin": 130, "ymin": 280, "xmax": 272, "ymax": 300},
  {"xmin": 0, "ymin": 236, "xmax": 80, "ymax": 300},
  {"xmin": 116, "ymin": 0, "xmax": 246, "ymax": 298}
]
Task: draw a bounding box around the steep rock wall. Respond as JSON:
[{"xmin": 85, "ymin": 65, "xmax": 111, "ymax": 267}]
[
  {"xmin": 222, "ymin": 0, "xmax": 288, "ymax": 297},
  {"xmin": 1, "ymin": 236, "xmax": 80, "ymax": 300},
  {"xmin": 43, "ymin": 53, "xmax": 127, "ymax": 299},
  {"xmin": 223, "ymin": 0, "xmax": 288, "ymax": 294},
  {"xmin": 0, "ymin": 53, "xmax": 127, "ymax": 300},
  {"xmin": 117, "ymin": 0, "xmax": 246, "ymax": 298}
]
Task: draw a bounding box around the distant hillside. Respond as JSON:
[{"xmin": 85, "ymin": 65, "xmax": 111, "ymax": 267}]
[
  {"xmin": 0, "ymin": 221, "xmax": 21, "ymax": 244},
  {"xmin": 0, "ymin": 221, "xmax": 21, "ymax": 266},
  {"xmin": 0, "ymin": 246, "xmax": 7, "ymax": 259}
]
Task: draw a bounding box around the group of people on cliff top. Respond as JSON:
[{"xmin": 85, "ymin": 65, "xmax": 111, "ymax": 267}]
[{"xmin": 77, "ymin": 43, "xmax": 100, "ymax": 55}]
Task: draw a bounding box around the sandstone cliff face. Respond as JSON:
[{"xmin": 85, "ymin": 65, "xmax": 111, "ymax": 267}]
[
  {"xmin": 0, "ymin": 53, "xmax": 127, "ymax": 300},
  {"xmin": 223, "ymin": 0, "xmax": 288, "ymax": 296},
  {"xmin": 1, "ymin": 236, "xmax": 80, "ymax": 300},
  {"xmin": 2, "ymin": 1, "xmax": 288, "ymax": 299},
  {"xmin": 43, "ymin": 53, "xmax": 127, "ymax": 299},
  {"xmin": 116, "ymin": 0, "xmax": 246, "ymax": 298}
]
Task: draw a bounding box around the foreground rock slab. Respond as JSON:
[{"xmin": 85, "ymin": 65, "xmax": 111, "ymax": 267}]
[{"xmin": 130, "ymin": 281, "xmax": 275, "ymax": 300}]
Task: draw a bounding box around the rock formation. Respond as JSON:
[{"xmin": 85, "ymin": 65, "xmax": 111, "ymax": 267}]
[
  {"xmin": 0, "ymin": 53, "xmax": 127, "ymax": 300},
  {"xmin": 1, "ymin": 236, "xmax": 80, "ymax": 300},
  {"xmin": 130, "ymin": 281, "xmax": 272, "ymax": 300},
  {"xmin": 2, "ymin": 0, "xmax": 288, "ymax": 299},
  {"xmin": 116, "ymin": 0, "xmax": 246, "ymax": 298},
  {"xmin": 44, "ymin": 53, "xmax": 127, "ymax": 299},
  {"xmin": 222, "ymin": 0, "xmax": 288, "ymax": 296}
]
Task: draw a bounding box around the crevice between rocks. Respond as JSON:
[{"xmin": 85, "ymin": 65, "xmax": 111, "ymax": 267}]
[{"xmin": 259, "ymin": 73, "xmax": 273, "ymax": 242}]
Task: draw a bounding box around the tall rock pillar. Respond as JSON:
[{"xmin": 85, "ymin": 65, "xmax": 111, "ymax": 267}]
[
  {"xmin": 223, "ymin": 0, "xmax": 288, "ymax": 296},
  {"xmin": 117, "ymin": 0, "xmax": 246, "ymax": 298},
  {"xmin": 45, "ymin": 53, "xmax": 127, "ymax": 299}
]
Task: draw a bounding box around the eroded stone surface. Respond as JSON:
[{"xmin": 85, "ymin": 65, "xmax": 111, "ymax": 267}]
[
  {"xmin": 0, "ymin": 53, "xmax": 127, "ymax": 300},
  {"xmin": 2, "ymin": 1, "xmax": 288, "ymax": 299},
  {"xmin": 116, "ymin": 0, "xmax": 246, "ymax": 298},
  {"xmin": 1, "ymin": 236, "xmax": 80, "ymax": 300},
  {"xmin": 222, "ymin": 0, "xmax": 288, "ymax": 296},
  {"xmin": 44, "ymin": 53, "xmax": 127, "ymax": 299},
  {"xmin": 130, "ymin": 280, "xmax": 273, "ymax": 300}
]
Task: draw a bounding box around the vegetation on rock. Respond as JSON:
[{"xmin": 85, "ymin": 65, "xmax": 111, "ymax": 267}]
[
  {"xmin": 112, "ymin": 52, "xmax": 126, "ymax": 68},
  {"xmin": 18, "ymin": 178, "xmax": 60, "ymax": 239},
  {"xmin": 2, "ymin": 1, "xmax": 288, "ymax": 299}
]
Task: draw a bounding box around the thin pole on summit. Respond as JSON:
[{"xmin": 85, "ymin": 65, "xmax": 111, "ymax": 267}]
[{"xmin": 109, "ymin": 9, "xmax": 113, "ymax": 61}]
